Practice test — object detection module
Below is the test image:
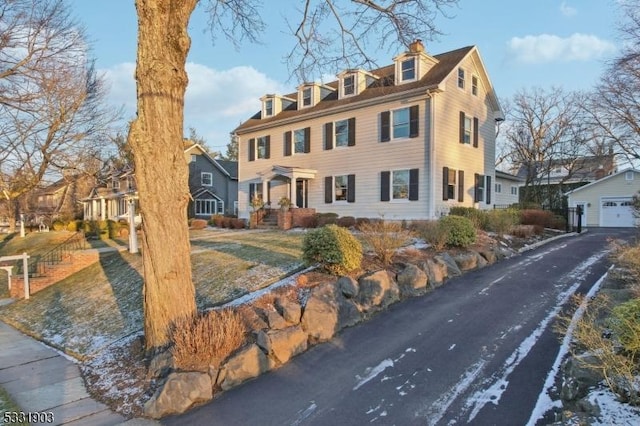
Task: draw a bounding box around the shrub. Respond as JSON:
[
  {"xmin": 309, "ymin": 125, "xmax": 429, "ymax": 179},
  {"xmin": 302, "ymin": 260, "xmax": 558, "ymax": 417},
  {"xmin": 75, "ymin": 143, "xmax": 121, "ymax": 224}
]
[
  {"xmin": 211, "ymin": 214, "xmax": 224, "ymax": 227},
  {"xmin": 355, "ymin": 217, "xmax": 371, "ymax": 230},
  {"xmin": 315, "ymin": 212, "xmax": 339, "ymax": 227},
  {"xmin": 485, "ymin": 209, "xmax": 520, "ymax": 236},
  {"xmin": 336, "ymin": 216, "xmax": 356, "ymax": 228},
  {"xmin": 52, "ymin": 220, "xmax": 65, "ymax": 231},
  {"xmin": 190, "ymin": 218, "xmax": 208, "ymax": 230},
  {"xmin": 302, "ymin": 224, "xmax": 362, "ymax": 275},
  {"xmin": 66, "ymin": 220, "xmax": 80, "ymax": 232},
  {"xmin": 609, "ymin": 298, "xmax": 640, "ymax": 358},
  {"xmin": 97, "ymin": 220, "xmax": 109, "ymax": 230},
  {"xmin": 511, "ymin": 224, "xmax": 536, "ymax": 238},
  {"xmin": 358, "ymin": 220, "xmax": 413, "ymax": 267},
  {"xmin": 221, "ymin": 217, "xmax": 232, "ymax": 228},
  {"xmin": 550, "ymin": 215, "xmax": 567, "ymax": 231},
  {"xmin": 439, "ymin": 215, "xmax": 476, "ymax": 248},
  {"xmin": 299, "ymin": 215, "xmax": 317, "ymax": 228},
  {"xmin": 414, "ymin": 220, "xmax": 448, "ymax": 251},
  {"xmin": 520, "ymin": 209, "xmax": 554, "ymax": 228},
  {"xmin": 171, "ymin": 309, "xmax": 247, "ymax": 372},
  {"xmin": 231, "ymin": 218, "xmax": 246, "ymax": 229},
  {"xmin": 448, "ymin": 207, "xmax": 488, "ymax": 230}
]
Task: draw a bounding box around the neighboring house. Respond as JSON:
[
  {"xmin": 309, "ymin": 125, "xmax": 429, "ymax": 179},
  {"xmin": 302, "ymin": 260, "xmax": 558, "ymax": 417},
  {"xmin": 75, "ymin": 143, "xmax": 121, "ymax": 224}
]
[
  {"xmin": 514, "ymin": 154, "xmax": 617, "ymax": 209},
  {"xmin": 185, "ymin": 143, "xmax": 238, "ymax": 217},
  {"xmin": 565, "ymin": 168, "xmax": 640, "ymax": 228},
  {"xmin": 28, "ymin": 174, "xmax": 96, "ymax": 223},
  {"xmin": 81, "ymin": 165, "xmax": 141, "ymax": 223},
  {"xmin": 494, "ymin": 170, "xmax": 523, "ymax": 206},
  {"xmin": 82, "ymin": 145, "xmax": 238, "ymax": 222},
  {"xmin": 233, "ymin": 40, "xmax": 503, "ymax": 221}
]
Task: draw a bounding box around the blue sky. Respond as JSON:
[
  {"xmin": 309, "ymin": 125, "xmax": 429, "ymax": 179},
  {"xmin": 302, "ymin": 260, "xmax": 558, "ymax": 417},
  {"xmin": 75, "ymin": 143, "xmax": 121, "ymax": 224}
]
[{"xmin": 70, "ymin": 0, "xmax": 620, "ymax": 153}]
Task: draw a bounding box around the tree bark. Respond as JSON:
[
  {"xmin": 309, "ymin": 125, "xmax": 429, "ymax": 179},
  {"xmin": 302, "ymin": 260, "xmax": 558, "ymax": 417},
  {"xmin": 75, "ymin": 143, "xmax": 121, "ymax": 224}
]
[{"xmin": 129, "ymin": 0, "xmax": 198, "ymax": 350}]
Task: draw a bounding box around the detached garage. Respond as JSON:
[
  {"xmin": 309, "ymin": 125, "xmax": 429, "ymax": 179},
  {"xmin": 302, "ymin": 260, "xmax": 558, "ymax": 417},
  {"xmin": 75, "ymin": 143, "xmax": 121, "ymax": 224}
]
[{"xmin": 566, "ymin": 168, "xmax": 640, "ymax": 228}]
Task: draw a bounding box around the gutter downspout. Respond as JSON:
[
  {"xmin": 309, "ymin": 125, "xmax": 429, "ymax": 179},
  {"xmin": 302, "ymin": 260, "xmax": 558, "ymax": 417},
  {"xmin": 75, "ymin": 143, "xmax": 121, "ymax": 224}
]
[{"xmin": 428, "ymin": 92, "xmax": 437, "ymax": 219}]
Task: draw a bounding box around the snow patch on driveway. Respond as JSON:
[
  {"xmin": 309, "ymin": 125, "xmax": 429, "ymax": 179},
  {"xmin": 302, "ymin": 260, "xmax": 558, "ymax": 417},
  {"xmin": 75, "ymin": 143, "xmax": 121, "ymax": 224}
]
[{"xmin": 354, "ymin": 359, "xmax": 395, "ymax": 391}]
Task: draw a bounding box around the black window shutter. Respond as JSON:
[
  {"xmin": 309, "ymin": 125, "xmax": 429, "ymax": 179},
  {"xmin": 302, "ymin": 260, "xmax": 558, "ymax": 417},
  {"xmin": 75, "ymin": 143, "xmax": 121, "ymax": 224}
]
[
  {"xmin": 324, "ymin": 122, "xmax": 333, "ymax": 150},
  {"xmin": 459, "ymin": 111, "xmax": 465, "ymax": 144},
  {"xmin": 473, "ymin": 117, "xmax": 479, "ymax": 148},
  {"xmin": 284, "ymin": 131, "xmax": 292, "ymax": 156},
  {"xmin": 380, "ymin": 111, "xmax": 390, "ymax": 142},
  {"xmin": 265, "ymin": 135, "xmax": 271, "ymax": 159},
  {"xmin": 474, "ymin": 173, "xmax": 480, "ymax": 202},
  {"xmin": 347, "ymin": 174, "xmax": 356, "ymax": 203},
  {"xmin": 249, "ymin": 138, "xmax": 255, "ymax": 161},
  {"xmin": 348, "ymin": 117, "xmax": 356, "ymax": 146},
  {"xmin": 381, "ymin": 171, "xmax": 390, "ymax": 201},
  {"xmin": 442, "ymin": 167, "xmax": 449, "ymax": 200},
  {"xmin": 304, "ymin": 127, "xmax": 311, "ymax": 153},
  {"xmin": 486, "ymin": 175, "xmax": 492, "ymax": 204},
  {"xmin": 409, "ymin": 105, "xmax": 419, "ymax": 138},
  {"xmin": 324, "ymin": 177, "xmax": 333, "ymax": 203},
  {"xmin": 409, "ymin": 168, "xmax": 419, "ymax": 200},
  {"xmin": 458, "ymin": 170, "xmax": 465, "ymax": 202}
]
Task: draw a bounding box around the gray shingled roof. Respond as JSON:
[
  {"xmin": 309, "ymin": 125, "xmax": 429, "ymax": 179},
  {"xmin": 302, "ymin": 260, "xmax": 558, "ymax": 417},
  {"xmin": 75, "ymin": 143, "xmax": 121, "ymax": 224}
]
[{"xmin": 234, "ymin": 46, "xmax": 475, "ymax": 133}]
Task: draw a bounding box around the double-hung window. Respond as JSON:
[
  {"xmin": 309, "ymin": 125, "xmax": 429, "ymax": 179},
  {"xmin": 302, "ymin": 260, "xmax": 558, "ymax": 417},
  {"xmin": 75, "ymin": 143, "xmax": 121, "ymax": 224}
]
[
  {"xmin": 334, "ymin": 175, "xmax": 348, "ymax": 201},
  {"xmin": 294, "ymin": 129, "xmax": 306, "ymax": 153},
  {"xmin": 392, "ymin": 170, "xmax": 410, "ymax": 200},
  {"xmin": 393, "ymin": 107, "xmax": 410, "ymax": 139},
  {"xmin": 325, "ymin": 175, "xmax": 355, "ymax": 203},
  {"xmin": 335, "ymin": 119, "xmax": 349, "ymax": 147},
  {"xmin": 257, "ymin": 136, "xmax": 268, "ymax": 159},
  {"xmin": 401, "ymin": 58, "xmax": 415, "ymax": 81},
  {"xmin": 343, "ymin": 75, "xmax": 355, "ymax": 96},
  {"xmin": 201, "ymin": 172, "xmax": 213, "ymax": 186},
  {"xmin": 447, "ymin": 169, "xmax": 456, "ymax": 200},
  {"xmin": 495, "ymin": 182, "xmax": 502, "ymax": 193},
  {"xmin": 302, "ymin": 88, "xmax": 312, "ymax": 107},
  {"xmin": 458, "ymin": 67, "xmax": 465, "ymax": 89},
  {"xmin": 265, "ymin": 99, "xmax": 273, "ymax": 116},
  {"xmin": 472, "ymin": 76, "xmax": 478, "ymax": 96},
  {"xmin": 463, "ymin": 116, "xmax": 472, "ymax": 144}
]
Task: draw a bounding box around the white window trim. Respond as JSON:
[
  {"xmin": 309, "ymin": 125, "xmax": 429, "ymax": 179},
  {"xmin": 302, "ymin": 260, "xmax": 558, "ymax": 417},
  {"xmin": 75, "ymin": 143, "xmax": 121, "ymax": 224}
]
[
  {"xmin": 625, "ymin": 171, "xmax": 634, "ymax": 181},
  {"xmin": 195, "ymin": 199, "xmax": 216, "ymax": 216},
  {"xmin": 390, "ymin": 106, "xmax": 411, "ymax": 141},
  {"xmin": 457, "ymin": 67, "xmax": 465, "ymax": 90},
  {"xmin": 342, "ymin": 74, "xmax": 356, "ymax": 97},
  {"xmin": 293, "ymin": 128, "xmax": 306, "ymax": 154},
  {"xmin": 510, "ymin": 186, "xmax": 518, "ymax": 196},
  {"xmin": 256, "ymin": 136, "xmax": 267, "ymax": 159},
  {"xmin": 495, "ymin": 182, "xmax": 502, "ymax": 193},
  {"xmin": 264, "ymin": 98, "xmax": 273, "ymax": 117},
  {"xmin": 463, "ymin": 116, "xmax": 472, "ymax": 144},
  {"xmin": 201, "ymin": 172, "xmax": 213, "ymax": 186},
  {"xmin": 391, "ymin": 168, "xmax": 411, "ymax": 201},
  {"xmin": 400, "ymin": 57, "xmax": 417, "ymax": 82},
  {"xmin": 301, "ymin": 87, "xmax": 312, "ymax": 108},
  {"xmin": 334, "ymin": 119, "xmax": 350, "ymax": 148},
  {"xmin": 333, "ymin": 175, "xmax": 349, "ymax": 203},
  {"xmin": 190, "ymin": 154, "xmax": 197, "ymax": 163}
]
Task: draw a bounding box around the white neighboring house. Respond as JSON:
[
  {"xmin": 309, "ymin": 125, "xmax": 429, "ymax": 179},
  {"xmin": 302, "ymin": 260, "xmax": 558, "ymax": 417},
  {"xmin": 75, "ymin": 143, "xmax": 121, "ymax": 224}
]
[
  {"xmin": 233, "ymin": 40, "xmax": 503, "ymax": 221},
  {"xmin": 565, "ymin": 168, "xmax": 640, "ymax": 228},
  {"xmin": 494, "ymin": 170, "xmax": 522, "ymax": 206}
]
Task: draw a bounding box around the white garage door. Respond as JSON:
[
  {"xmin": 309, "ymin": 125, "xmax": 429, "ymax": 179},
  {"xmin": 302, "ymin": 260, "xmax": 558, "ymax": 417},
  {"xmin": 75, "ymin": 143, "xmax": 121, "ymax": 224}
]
[{"xmin": 601, "ymin": 198, "xmax": 636, "ymax": 227}]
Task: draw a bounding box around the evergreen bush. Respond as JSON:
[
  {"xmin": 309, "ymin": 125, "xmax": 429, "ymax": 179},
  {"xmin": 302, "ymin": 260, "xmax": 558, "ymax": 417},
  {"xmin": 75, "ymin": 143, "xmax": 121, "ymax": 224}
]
[
  {"xmin": 440, "ymin": 215, "xmax": 476, "ymax": 248},
  {"xmin": 302, "ymin": 224, "xmax": 362, "ymax": 275}
]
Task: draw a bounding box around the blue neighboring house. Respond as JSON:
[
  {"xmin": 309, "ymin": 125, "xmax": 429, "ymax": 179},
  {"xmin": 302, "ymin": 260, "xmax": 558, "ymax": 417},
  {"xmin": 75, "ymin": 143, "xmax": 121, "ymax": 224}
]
[{"xmin": 185, "ymin": 143, "xmax": 238, "ymax": 218}]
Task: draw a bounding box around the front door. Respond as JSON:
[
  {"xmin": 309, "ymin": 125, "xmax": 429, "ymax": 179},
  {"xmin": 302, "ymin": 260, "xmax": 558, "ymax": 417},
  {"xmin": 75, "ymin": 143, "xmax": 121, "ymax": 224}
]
[{"xmin": 296, "ymin": 179, "xmax": 307, "ymax": 208}]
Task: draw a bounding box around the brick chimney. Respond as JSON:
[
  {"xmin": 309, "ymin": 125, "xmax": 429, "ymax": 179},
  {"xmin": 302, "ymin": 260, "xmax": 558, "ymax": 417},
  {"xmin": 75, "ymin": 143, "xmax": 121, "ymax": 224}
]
[{"xmin": 409, "ymin": 39, "xmax": 425, "ymax": 53}]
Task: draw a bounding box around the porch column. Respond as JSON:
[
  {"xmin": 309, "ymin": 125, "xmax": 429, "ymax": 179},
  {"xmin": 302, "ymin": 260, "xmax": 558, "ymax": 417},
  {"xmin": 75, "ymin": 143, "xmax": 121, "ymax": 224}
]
[
  {"xmin": 91, "ymin": 199, "xmax": 97, "ymax": 220},
  {"xmin": 290, "ymin": 176, "xmax": 297, "ymax": 208},
  {"xmin": 100, "ymin": 198, "xmax": 106, "ymax": 220},
  {"xmin": 262, "ymin": 179, "xmax": 269, "ymax": 207}
]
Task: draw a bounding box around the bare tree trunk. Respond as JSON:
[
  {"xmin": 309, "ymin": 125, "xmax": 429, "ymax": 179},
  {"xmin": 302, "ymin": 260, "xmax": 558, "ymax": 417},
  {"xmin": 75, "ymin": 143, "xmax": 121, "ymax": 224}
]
[{"xmin": 129, "ymin": 0, "xmax": 198, "ymax": 350}]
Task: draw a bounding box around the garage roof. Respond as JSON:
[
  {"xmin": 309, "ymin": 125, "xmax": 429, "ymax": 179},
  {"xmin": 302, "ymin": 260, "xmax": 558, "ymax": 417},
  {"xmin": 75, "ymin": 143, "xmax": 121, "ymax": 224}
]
[{"xmin": 564, "ymin": 167, "xmax": 640, "ymax": 195}]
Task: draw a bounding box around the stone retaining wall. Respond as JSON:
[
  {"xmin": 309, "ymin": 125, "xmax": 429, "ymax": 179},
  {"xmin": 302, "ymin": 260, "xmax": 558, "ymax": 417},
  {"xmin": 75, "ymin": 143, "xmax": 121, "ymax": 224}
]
[{"xmin": 144, "ymin": 242, "xmax": 516, "ymax": 418}]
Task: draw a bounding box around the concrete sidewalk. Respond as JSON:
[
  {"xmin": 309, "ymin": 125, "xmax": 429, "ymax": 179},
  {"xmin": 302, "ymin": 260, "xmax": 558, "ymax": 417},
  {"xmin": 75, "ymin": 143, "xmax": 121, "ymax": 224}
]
[{"xmin": 0, "ymin": 321, "xmax": 156, "ymax": 425}]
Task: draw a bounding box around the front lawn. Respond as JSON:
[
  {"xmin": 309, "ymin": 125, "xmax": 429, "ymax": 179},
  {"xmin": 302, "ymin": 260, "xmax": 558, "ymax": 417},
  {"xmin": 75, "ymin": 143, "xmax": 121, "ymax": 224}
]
[{"xmin": 0, "ymin": 229, "xmax": 305, "ymax": 358}]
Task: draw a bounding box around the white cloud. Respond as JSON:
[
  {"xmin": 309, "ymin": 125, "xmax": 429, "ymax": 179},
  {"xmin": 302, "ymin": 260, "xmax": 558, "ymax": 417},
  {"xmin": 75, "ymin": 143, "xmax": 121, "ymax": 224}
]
[
  {"xmin": 506, "ymin": 33, "xmax": 616, "ymax": 64},
  {"xmin": 99, "ymin": 62, "xmax": 287, "ymax": 149},
  {"xmin": 559, "ymin": 2, "xmax": 577, "ymax": 17}
]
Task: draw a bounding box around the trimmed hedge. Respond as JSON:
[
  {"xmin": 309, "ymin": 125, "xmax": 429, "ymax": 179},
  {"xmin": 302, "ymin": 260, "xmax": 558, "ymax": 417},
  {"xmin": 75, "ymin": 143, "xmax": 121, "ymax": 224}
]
[
  {"xmin": 302, "ymin": 224, "xmax": 362, "ymax": 275},
  {"xmin": 439, "ymin": 215, "xmax": 476, "ymax": 248}
]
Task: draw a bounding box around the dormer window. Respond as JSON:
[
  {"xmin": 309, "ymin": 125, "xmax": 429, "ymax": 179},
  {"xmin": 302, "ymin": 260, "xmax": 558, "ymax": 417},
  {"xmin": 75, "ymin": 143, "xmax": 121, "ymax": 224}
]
[
  {"xmin": 265, "ymin": 99, "xmax": 273, "ymax": 116},
  {"xmin": 343, "ymin": 75, "xmax": 355, "ymax": 96},
  {"xmin": 302, "ymin": 87, "xmax": 312, "ymax": 107},
  {"xmin": 401, "ymin": 58, "xmax": 416, "ymax": 81}
]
